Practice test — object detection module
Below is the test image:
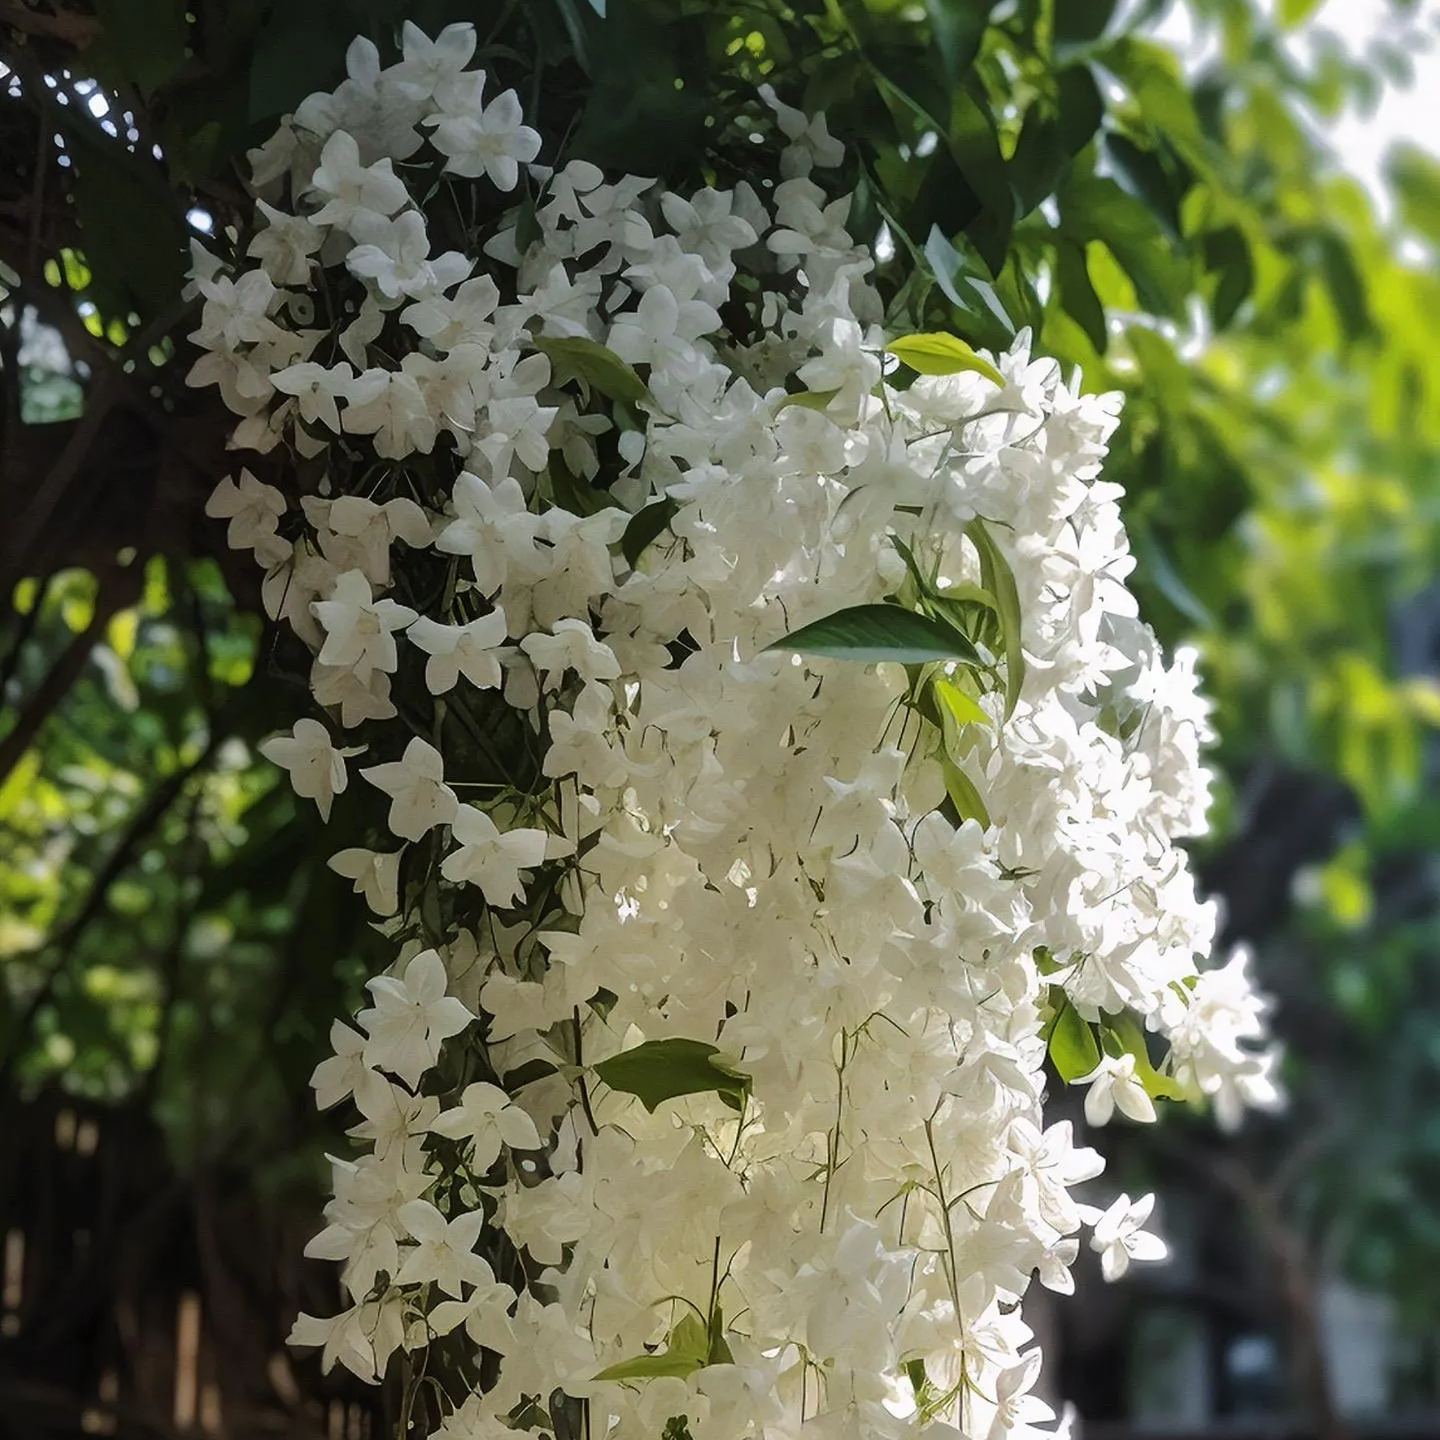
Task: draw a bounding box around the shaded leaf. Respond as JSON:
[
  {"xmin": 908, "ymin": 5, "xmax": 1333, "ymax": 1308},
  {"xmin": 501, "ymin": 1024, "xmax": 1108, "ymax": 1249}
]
[
  {"xmin": 621, "ymin": 499, "xmax": 679, "ymax": 568},
  {"xmin": 594, "ymin": 1037, "xmax": 751, "ymax": 1113},
  {"xmin": 534, "ymin": 335, "xmax": 649, "ymax": 405}
]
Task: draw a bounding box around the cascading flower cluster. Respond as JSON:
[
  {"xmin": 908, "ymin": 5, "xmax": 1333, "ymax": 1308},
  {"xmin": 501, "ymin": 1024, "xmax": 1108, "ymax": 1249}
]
[{"xmin": 190, "ymin": 22, "xmax": 1279, "ymax": 1440}]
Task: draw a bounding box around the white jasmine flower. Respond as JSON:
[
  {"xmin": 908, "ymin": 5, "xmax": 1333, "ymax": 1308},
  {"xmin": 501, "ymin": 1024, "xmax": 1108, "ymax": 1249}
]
[
  {"xmin": 312, "ymin": 568, "xmax": 418, "ymax": 682},
  {"xmin": 357, "ymin": 948, "xmax": 472, "ymax": 1086},
  {"xmin": 430, "ymin": 1080, "xmax": 542, "ymax": 1168},
  {"xmin": 205, "ymin": 469, "xmax": 286, "ymax": 555},
  {"xmin": 307, "ymin": 129, "xmax": 409, "ymax": 229},
  {"xmin": 440, "ymin": 806, "xmax": 547, "ymax": 907},
  {"xmin": 1075, "ymin": 1052, "xmax": 1158, "ymax": 1127},
  {"xmin": 427, "ymin": 74, "xmax": 541, "ymax": 190},
  {"xmin": 258, "ymin": 717, "xmax": 359, "ymax": 821},
  {"xmin": 360, "ymin": 737, "xmax": 459, "ymax": 841},
  {"xmin": 328, "ymin": 846, "xmax": 403, "ymax": 915},
  {"xmin": 309, "ymin": 1020, "xmax": 370, "ymax": 1109},
  {"xmin": 1087, "ymin": 1192, "xmax": 1168, "ymax": 1281},
  {"xmin": 408, "ymin": 609, "xmax": 509, "ymax": 693}
]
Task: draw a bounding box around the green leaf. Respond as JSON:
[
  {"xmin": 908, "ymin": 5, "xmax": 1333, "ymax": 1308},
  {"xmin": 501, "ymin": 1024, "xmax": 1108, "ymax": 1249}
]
[
  {"xmin": 924, "ymin": 0, "xmax": 996, "ymax": 85},
  {"xmin": 767, "ymin": 604, "xmax": 983, "ymax": 667},
  {"xmin": 941, "ymin": 756, "xmax": 990, "ymax": 828},
  {"xmin": 1203, "ymin": 226, "xmax": 1254, "ymax": 331},
  {"xmin": 924, "ymin": 228, "xmax": 1018, "ymax": 350},
  {"xmin": 1056, "ymin": 242, "xmax": 1108, "ymax": 354},
  {"xmin": 933, "ymin": 677, "xmax": 990, "ymax": 730},
  {"xmin": 1054, "ymin": 0, "xmax": 1121, "ymax": 57},
  {"xmin": 595, "ymin": 1312, "xmax": 709, "ymax": 1381},
  {"xmin": 621, "ymin": 499, "xmax": 679, "ymax": 567},
  {"xmin": 886, "ymin": 332, "xmax": 1006, "ymax": 386},
  {"xmin": 547, "ymin": 459, "xmax": 609, "ymax": 517},
  {"xmin": 534, "ymin": 335, "xmax": 649, "ymax": 405},
  {"xmin": 1279, "ymin": 0, "xmax": 1323, "ymax": 27},
  {"xmin": 92, "ymin": 0, "xmax": 189, "ymax": 96},
  {"xmin": 594, "ymin": 1037, "xmax": 751, "ymax": 1113},
  {"xmin": 965, "ymin": 520, "xmax": 1026, "ymax": 719},
  {"xmin": 775, "ymin": 388, "xmax": 841, "ymax": 413},
  {"xmin": 1046, "ymin": 993, "xmax": 1101, "ymax": 1081}
]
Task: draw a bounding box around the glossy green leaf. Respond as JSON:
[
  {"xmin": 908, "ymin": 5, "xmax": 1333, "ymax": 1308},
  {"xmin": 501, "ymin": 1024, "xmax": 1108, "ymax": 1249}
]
[
  {"xmin": 595, "ymin": 1312, "xmax": 709, "ymax": 1381},
  {"xmin": 933, "ymin": 676, "xmax": 990, "ymax": 730},
  {"xmin": 621, "ymin": 499, "xmax": 679, "ymax": 567},
  {"xmin": 767, "ymin": 604, "xmax": 984, "ymax": 667}
]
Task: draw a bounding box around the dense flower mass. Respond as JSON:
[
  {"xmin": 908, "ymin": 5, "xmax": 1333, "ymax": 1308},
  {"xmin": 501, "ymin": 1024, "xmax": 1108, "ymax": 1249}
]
[{"xmin": 191, "ymin": 22, "xmax": 1280, "ymax": 1440}]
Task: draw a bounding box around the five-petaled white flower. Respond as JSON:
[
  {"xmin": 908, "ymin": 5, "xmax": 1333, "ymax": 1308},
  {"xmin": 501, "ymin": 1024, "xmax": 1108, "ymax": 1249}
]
[
  {"xmin": 259, "ymin": 717, "xmax": 360, "ymax": 821},
  {"xmin": 357, "ymin": 948, "xmax": 472, "ymax": 1086},
  {"xmin": 309, "ymin": 1020, "xmax": 370, "ymax": 1110},
  {"xmin": 519, "ymin": 618, "xmax": 621, "ymax": 691},
  {"xmin": 1075, "ymin": 1052, "xmax": 1157, "ymax": 1127},
  {"xmin": 426, "ymin": 73, "xmax": 540, "ymax": 191},
  {"xmin": 408, "ymin": 608, "xmax": 510, "ymax": 694},
  {"xmin": 440, "ymin": 806, "xmax": 547, "ymax": 908},
  {"xmin": 205, "ymin": 469, "xmax": 287, "ymax": 558},
  {"xmin": 395, "ymin": 1199, "xmax": 492, "ymax": 1297},
  {"xmin": 430, "ymin": 1081, "xmax": 542, "ymax": 1169},
  {"xmin": 312, "ymin": 568, "xmax": 418, "ymax": 682},
  {"xmin": 361, "ymin": 737, "xmax": 459, "ymax": 842},
  {"xmin": 1087, "ymin": 1192, "xmax": 1167, "ymax": 1282},
  {"xmin": 328, "ymin": 846, "xmax": 403, "ymax": 915}
]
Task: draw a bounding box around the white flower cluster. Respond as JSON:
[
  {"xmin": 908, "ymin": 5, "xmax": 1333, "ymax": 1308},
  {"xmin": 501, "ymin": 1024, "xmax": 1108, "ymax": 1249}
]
[{"xmin": 191, "ymin": 23, "xmax": 1280, "ymax": 1440}]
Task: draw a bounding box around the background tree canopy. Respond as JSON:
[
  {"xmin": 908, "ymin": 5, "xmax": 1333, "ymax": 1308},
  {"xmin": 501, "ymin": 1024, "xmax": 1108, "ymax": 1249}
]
[{"xmin": 4, "ymin": 0, "xmax": 1440, "ymax": 1433}]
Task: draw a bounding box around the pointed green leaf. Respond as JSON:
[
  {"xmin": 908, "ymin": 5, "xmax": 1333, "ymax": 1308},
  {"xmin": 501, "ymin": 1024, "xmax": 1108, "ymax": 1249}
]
[
  {"xmin": 885, "ymin": 333, "xmax": 1006, "ymax": 386},
  {"xmin": 942, "ymin": 756, "xmax": 991, "ymax": 828},
  {"xmin": 594, "ymin": 1037, "xmax": 751, "ymax": 1113},
  {"xmin": 621, "ymin": 498, "xmax": 679, "ymax": 567},
  {"xmin": 1046, "ymin": 993, "xmax": 1101, "ymax": 1082},
  {"xmin": 775, "ymin": 388, "xmax": 841, "ymax": 413},
  {"xmin": 965, "ymin": 519, "xmax": 1026, "ymax": 718},
  {"xmin": 934, "ymin": 677, "xmax": 990, "ymax": 730},
  {"xmin": 595, "ymin": 1311, "xmax": 709, "ymax": 1381},
  {"xmin": 534, "ymin": 335, "xmax": 649, "ymax": 405},
  {"xmin": 767, "ymin": 604, "xmax": 983, "ymax": 667}
]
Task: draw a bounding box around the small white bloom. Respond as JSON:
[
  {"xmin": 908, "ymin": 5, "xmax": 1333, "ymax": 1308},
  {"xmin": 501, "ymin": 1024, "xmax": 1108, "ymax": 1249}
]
[
  {"xmin": 1076, "ymin": 1052, "xmax": 1157, "ymax": 1127},
  {"xmin": 309, "ymin": 1020, "xmax": 370, "ymax": 1109},
  {"xmin": 259, "ymin": 717, "xmax": 358, "ymax": 821},
  {"xmin": 360, "ymin": 737, "xmax": 458, "ymax": 842},
  {"xmin": 426, "ymin": 74, "xmax": 541, "ymax": 191},
  {"xmin": 357, "ymin": 948, "xmax": 472, "ymax": 1086},
  {"xmin": 519, "ymin": 618, "xmax": 621, "ymax": 691},
  {"xmin": 441, "ymin": 806, "xmax": 547, "ymax": 908},
  {"xmin": 408, "ymin": 608, "xmax": 509, "ymax": 694},
  {"xmin": 430, "ymin": 1080, "xmax": 542, "ymax": 1169},
  {"xmin": 312, "ymin": 568, "xmax": 418, "ymax": 682},
  {"xmin": 328, "ymin": 846, "xmax": 403, "ymax": 915},
  {"xmin": 1088, "ymin": 1192, "xmax": 1167, "ymax": 1282}
]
